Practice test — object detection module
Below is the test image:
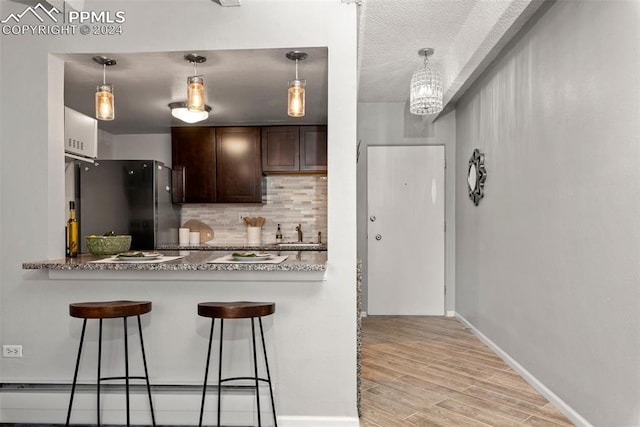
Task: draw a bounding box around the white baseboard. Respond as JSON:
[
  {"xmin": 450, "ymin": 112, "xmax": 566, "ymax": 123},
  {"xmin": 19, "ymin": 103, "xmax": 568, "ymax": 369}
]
[
  {"xmin": 0, "ymin": 390, "xmax": 359, "ymax": 426},
  {"xmin": 1, "ymin": 391, "xmax": 263, "ymax": 425},
  {"xmin": 279, "ymin": 416, "xmax": 359, "ymax": 426},
  {"xmin": 454, "ymin": 313, "xmax": 593, "ymax": 427}
]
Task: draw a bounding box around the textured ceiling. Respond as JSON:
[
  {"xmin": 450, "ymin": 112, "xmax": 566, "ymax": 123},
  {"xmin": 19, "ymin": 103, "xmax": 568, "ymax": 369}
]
[
  {"xmin": 358, "ymin": 0, "xmax": 546, "ymax": 112},
  {"xmin": 57, "ymin": 0, "xmax": 544, "ymax": 133},
  {"xmin": 357, "ymin": 0, "xmax": 476, "ymax": 102}
]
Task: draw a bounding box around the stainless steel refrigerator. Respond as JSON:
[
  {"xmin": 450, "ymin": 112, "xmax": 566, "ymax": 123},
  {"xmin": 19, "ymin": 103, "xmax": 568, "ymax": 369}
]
[{"xmin": 77, "ymin": 160, "xmax": 180, "ymax": 252}]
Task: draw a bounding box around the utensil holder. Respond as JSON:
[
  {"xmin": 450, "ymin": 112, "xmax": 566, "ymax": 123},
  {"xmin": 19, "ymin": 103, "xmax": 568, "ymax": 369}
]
[{"xmin": 247, "ymin": 226, "xmax": 262, "ymax": 245}]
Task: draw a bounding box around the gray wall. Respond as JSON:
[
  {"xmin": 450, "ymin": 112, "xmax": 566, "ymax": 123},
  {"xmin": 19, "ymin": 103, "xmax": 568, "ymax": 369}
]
[
  {"xmin": 455, "ymin": 1, "xmax": 640, "ymax": 425},
  {"xmin": 357, "ymin": 103, "xmax": 456, "ymax": 313}
]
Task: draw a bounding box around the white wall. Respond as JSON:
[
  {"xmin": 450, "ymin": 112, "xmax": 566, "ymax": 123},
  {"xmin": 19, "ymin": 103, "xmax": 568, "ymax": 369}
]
[
  {"xmin": 357, "ymin": 103, "xmax": 456, "ymax": 313},
  {"xmin": 109, "ymin": 133, "xmax": 172, "ymax": 166},
  {"xmin": 0, "ymin": 1, "xmax": 358, "ymax": 424},
  {"xmin": 97, "ymin": 128, "xmax": 115, "ymax": 158},
  {"xmin": 455, "ymin": 1, "xmax": 640, "ymax": 425}
]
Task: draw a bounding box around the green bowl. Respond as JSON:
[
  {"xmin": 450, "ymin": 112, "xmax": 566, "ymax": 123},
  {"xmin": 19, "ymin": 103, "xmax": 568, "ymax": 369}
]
[{"xmin": 85, "ymin": 235, "xmax": 132, "ymax": 255}]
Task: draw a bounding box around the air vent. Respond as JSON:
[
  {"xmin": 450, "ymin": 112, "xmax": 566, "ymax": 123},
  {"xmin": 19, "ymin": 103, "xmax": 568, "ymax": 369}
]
[{"xmin": 64, "ymin": 107, "xmax": 97, "ymax": 160}]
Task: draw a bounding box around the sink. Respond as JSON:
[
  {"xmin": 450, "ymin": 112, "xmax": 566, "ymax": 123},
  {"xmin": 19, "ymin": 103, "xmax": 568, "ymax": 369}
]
[{"xmin": 277, "ymin": 242, "xmax": 322, "ymax": 248}]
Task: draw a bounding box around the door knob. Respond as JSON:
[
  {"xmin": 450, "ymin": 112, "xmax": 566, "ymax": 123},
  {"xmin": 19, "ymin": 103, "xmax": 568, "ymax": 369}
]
[
  {"xmin": 375, "ymin": 234, "xmax": 382, "ymax": 240},
  {"xmin": 370, "ymin": 216, "xmax": 376, "ymax": 222}
]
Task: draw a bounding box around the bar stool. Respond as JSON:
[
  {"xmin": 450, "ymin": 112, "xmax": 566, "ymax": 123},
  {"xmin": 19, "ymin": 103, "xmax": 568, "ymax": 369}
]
[
  {"xmin": 198, "ymin": 301, "xmax": 277, "ymax": 427},
  {"xmin": 65, "ymin": 300, "xmax": 156, "ymax": 427}
]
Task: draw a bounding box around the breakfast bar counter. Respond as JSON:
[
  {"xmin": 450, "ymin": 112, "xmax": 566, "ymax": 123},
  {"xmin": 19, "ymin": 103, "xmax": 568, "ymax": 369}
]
[
  {"xmin": 157, "ymin": 243, "xmax": 327, "ymax": 252},
  {"xmin": 22, "ymin": 250, "xmax": 327, "ymax": 281}
]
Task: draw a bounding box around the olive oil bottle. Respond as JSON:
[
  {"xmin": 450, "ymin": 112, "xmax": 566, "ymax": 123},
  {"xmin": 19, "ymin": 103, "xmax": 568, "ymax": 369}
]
[{"xmin": 66, "ymin": 201, "xmax": 79, "ymax": 258}]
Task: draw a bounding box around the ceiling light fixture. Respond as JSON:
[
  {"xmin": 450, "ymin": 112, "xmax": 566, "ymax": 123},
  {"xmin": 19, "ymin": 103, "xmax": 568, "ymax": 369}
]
[
  {"xmin": 185, "ymin": 54, "xmax": 207, "ymax": 113},
  {"xmin": 168, "ymin": 102, "xmax": 212, "ymax": 124},
  {"xmin": 286, "ymin": 51, "xmax": 307, "ymax": 118},
  {"xmin": 409, "ymin": 48, "xmax": 443, "ymax": 116},
  {"xmin": 93, "ymin": 56, "xmax": 116, "ymax": 121}
]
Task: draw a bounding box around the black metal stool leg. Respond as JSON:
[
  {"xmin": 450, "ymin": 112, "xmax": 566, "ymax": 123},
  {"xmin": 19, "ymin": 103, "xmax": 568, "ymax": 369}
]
[
  {"xmin": 258, "ymin": 317, "xmax": 278, "ymax": 427},
  {"xmin": 199, "ymin": 318, "xmax": 215, "ymax": 427},
  {"xmin": 97, "ymin": 319, "xmax": 103, "ymax": 426},
  {"xmin": 197, "ymin": 302, "xmax": 276, "ymax": 427},
  {"xmin": 123, "ymin": 317, "xmax": 131, "ymax": 427},
  {"xmin": 251, "ymin": 318, "xmax": 262, "ymax": 426},
  {"xmin": 137, "ymin": 315, "xmax": 156, "ymax": 426},
  {"xmin": 66, "ymin": 319, "xmax": 87, "ymax": 427},
  {"xmin": 217, "ymin": 319, "xmax": 224, "ymax": 427},
  {"xmin": 67, "ymin": 301, "xmax": 154, "ymax": 426}
]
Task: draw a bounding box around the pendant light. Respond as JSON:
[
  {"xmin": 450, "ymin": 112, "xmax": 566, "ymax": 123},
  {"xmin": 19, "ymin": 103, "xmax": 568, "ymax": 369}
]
[
  {"xmin": 286, "ymin": 51, "xmax": 307, "ymax": 117},
  {"xmin": 409, "ymin": 48, "xmax": 443, "ymax": 116},
  {"xmin": 93, "ymin": 56, "xmax": 116, "ymax": 121},
  {"xmin": 168, "ymin": 102, "xmax": 212, "ymax": 124},
  {"xmin": 185, "ymin": 54, "xmax": 207, "ymax": 112}
]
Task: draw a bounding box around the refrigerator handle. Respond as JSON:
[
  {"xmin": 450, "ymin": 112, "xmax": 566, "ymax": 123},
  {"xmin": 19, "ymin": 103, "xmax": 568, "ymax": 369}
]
[{"xmin": 171, "ymin": 165, "xmax": 186, "ymax": 204}]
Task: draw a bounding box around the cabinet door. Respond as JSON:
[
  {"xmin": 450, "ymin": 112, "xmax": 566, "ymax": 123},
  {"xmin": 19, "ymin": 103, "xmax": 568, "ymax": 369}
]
[
  {"xmin": 171, "ymin": 127, "xmax": 216, "ymax": 203},
  {"xmin": 300, "ymin": 125, "xmax": 327, "ymax": 172},
  {"xmin": 216, "ymin": 127, "xmax": 263, "ymax": 203},
  {"xmin": 262, "ymin": 126, "xmax": 300, "ymax": 172}
]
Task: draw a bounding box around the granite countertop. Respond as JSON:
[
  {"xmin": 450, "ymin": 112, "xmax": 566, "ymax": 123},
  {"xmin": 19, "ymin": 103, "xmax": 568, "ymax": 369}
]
[
  {"xmin": 22, "ymin": 250, "xmax": 327, "ymax": 272},
  {"xmin": 158, "ymin": 243, "xmax": 327, "ymax": 251}
]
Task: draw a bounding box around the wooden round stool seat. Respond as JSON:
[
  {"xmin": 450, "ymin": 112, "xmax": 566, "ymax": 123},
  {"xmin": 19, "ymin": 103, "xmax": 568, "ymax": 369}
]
[
  {"xmin": 70, "ymin": 300, "xmax": 152, "ymax": 319},
  {"xmin": 198, "ymin": 301, "xmax": 275, "ymax": 319}
]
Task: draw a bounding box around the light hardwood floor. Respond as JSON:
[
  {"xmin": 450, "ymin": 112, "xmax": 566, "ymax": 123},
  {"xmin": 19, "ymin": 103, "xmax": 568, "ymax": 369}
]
[{"xmin": 360, "ymin": 316, "xmax": 574, "ymax": 427}]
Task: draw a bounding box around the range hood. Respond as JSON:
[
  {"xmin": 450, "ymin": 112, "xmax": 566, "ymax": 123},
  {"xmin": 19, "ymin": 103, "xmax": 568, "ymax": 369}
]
[{"xmin": 64, "ymin": 107, "xmax": 97, "ymax": 162}]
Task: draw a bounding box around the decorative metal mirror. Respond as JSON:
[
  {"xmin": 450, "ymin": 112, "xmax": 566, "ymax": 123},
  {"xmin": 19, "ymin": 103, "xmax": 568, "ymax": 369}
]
[{"xmin": 467, "ymin": 149, "xmax": 487, "ymax": 205}]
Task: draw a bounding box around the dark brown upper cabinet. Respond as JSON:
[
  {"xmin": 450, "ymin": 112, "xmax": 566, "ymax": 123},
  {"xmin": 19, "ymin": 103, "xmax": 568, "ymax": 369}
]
[
  {"xmin": 300, "ymin": 126, "xmax": 327, "ymax": 171},
  {"xmin": 261, "ymin": 125, "xmax": 327, "ymax": 174},
  {"xmin": 215, "ymin": 127, "xmax": 262, "ymax": 203},
  {"xmin": 171, "ymin": 127, "xmax": 262, "ymax": 204},
  {"xmin": 171, "ymin": 127, "xmax": 216, "ymax": 203},
  {"xmin": 261, "ymin": 126, "xmax": 300, "ymax": 172}
]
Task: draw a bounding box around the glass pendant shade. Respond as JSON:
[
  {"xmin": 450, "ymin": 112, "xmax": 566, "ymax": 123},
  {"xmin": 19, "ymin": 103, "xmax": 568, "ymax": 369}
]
[
  {"xmin": 410, "ymin": 49, "xmax": 443, "ymax": 115},
  {"xmin": 95, "ymin": 84, "xmax": 114, "ymax": 121},
  {"xmin": 187, "ymin": 75, "xmax": 205, "ymax": 112},
  {"xmin": 286, "ymin": 51, "xmax": 308, "ymax": 118},
  {"xmin": 288, "ymin": 79, "xmax": 306, "ymax": 117}
]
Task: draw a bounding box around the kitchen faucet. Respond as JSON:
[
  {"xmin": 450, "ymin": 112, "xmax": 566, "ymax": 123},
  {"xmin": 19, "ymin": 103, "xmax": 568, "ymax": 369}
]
[{"xmin": 296, "ymin": 224, "xmax": 303, "ymax": 242}]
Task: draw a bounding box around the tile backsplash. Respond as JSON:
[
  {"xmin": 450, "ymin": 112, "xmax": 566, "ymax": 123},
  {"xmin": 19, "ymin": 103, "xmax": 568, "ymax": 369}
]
[{"xmin": 180, "ymin": 175, "xmax": 328, "ymax": 244}]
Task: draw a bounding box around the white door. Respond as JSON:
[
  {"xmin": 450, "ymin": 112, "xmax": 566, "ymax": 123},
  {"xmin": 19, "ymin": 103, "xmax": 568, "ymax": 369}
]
[{"xmin": 367, "ymin": 145, "xmax": 445, "ymax": 315}]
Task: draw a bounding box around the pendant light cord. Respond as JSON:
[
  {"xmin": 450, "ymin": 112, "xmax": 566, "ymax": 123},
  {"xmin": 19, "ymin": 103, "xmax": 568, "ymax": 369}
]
[
  {"xmin": 295, "ymin": 59, "xmax": 299, "ymax": 80},
  {"xmin": 102, "ymin": 64, "xmax": 106, "ymax": 85}
]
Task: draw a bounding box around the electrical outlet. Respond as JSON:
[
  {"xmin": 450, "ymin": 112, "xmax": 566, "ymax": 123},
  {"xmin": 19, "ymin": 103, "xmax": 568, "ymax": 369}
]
[{"xmin": 3, "ymin": 345, "xmax": 23, "ymax": 358}]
